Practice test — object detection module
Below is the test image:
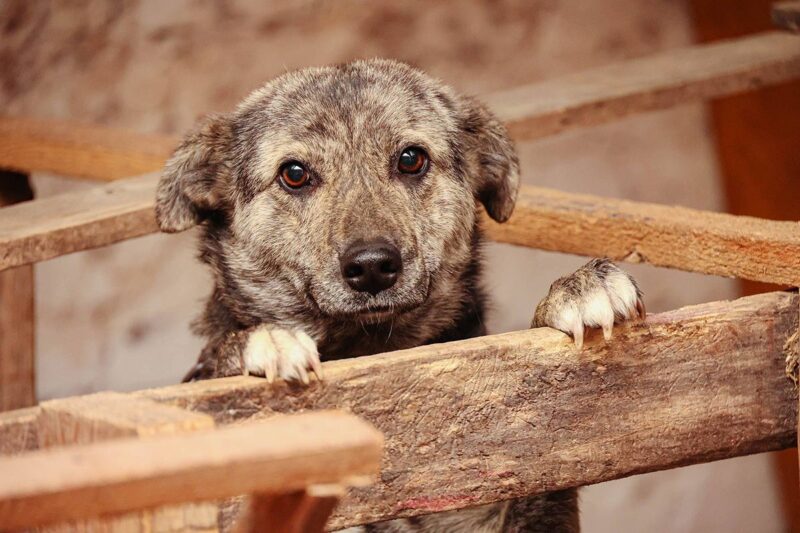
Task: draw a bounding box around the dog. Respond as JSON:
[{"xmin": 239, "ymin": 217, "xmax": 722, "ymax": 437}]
[{"xmin": 156, "ymin": 59, "xmax": 644, "ymax": 532}]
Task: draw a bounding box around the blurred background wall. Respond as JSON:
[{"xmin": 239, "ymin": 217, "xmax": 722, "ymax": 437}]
[{"xmin": 0, "ymin": 1, "xmax": 795, "ymax": 531}]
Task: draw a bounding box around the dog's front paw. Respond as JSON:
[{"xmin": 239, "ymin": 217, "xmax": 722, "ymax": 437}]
[
  {"xmin": 532, "ymin": 258, "xmax": 644, "ymax": 349},
  {"xmin": 243, "ymin": 326, "xmax": 322, "ymax": 384}
]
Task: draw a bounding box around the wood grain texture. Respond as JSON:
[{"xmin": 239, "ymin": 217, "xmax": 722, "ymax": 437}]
[
  {"xmin": 0, "ymin": 173, "xmax": 159, "ymax": 270},
  {"xmin": 1, "ymin": 176, "xmax": 799, "ymax": 287},
  {"xmin": 0, "ymin": 116, "xmax": 177, "ymax": 181},
  {"xmin": 483, "ymin": 186, "xmax": 800, "ymax": 286},
  {"xmin": 134, "ymin": 291, "xmax": 799, "ymax": 529},
  {"xmin": 774, "ymin": 2, "xmax": 800, "ymax": 32},
  {"xmin": 0, "ymin": 171, "xmax": 35, "ymax": 411},
  {"xmin": 486, "ymin": 31, "xmax": 800, "ymax": 140},
  {"xmin": 0, "ymin": 411, "xmax": 381, "ymax": 531},
  {"xmin": 37, "ymin": 392, "xmax": 218, "ymax": 533}
]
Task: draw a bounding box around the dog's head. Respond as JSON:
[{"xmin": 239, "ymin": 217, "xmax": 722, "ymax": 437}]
[{"xmin": 156, "ymin": 59, "xmax": 518, "ymax": 325}]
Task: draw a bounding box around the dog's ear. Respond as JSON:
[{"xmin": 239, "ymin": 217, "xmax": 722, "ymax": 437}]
[
  {"xmin": 156, "ymin": 114, "xmax": 233, "ymax": 232},
  {"xmin": 458, "ymin": 97, "xmax": 520, "ymax": 223}
]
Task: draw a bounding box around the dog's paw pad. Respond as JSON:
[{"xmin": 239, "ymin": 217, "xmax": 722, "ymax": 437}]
[
  {"xmin": 243, "ymin": 326, "xmax": 322, "ymax": 384},
  {"xmin": 535, "ymin": 259, "xmax": 644, "ymax": 349}
]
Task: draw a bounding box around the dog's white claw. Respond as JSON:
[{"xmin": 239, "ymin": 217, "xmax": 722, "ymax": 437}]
[
  {"xmin": 243, "ymin": 326, "xmax": 321, "ymax": 384},
  {"xmin": 544, "ymin": 263, "xmax": 643, "ymax": 349}
]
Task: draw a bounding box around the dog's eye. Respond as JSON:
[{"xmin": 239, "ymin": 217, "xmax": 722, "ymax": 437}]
[
  {"xmin": 279, "ymin": 162, "xmax": 310, "ymax": 189},
  {"xmin": 397, "ymin": 147, "xmax": 428, "ymax": 175}
]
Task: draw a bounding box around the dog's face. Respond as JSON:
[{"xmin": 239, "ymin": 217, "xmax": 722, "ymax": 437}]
[{"xmin": 156, "ymin": 60, "xmax": 518, "ymax": 327}]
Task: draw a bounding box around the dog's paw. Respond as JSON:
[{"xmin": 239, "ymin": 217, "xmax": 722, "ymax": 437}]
[
  {"xmin": 532, "ymin": 258, "xmax": 645, "ymax": 349},
  {"xmin": 242, "ymin": 326, "xmax": 322, "ymax": 384}
]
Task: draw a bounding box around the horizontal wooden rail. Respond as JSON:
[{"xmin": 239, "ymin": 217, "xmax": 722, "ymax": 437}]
[
  {"xmin": 1, "ymin": 32, "xmax": 799, "ymax": 182},
  {"xmin": 3, "ymin": 291, "xmax": 795, "ymax": 528},
  {"xmin": 487, "ymin": 31, "xmax": 800, "ymax": 140},
  {"xmin": 774, "ymin": 1, "xmax": 800, "ymax": 32},
  {"xmin": 0, "ymin": 117, "xmax": 177, "ymax": 181},
  {"xmin": 0, "ymin": 411, "xmax": 382, "ymax": 530},
  {"xmin": 2, "ymin": 174, "xmax": 799, "ymax": 285}
]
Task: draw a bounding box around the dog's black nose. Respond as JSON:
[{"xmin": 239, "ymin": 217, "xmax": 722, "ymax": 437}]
[{"xmin": 340, "ymin": 241, "xmax": 402, "ymax": 295}]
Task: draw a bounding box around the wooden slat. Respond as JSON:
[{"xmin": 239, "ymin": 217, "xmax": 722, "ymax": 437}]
[
  {"xmin": 0, "ymin": 173, "xmax": 159, "ymax": 270},
  {"xmin": 37, "ymin": 392, "xmax": 218, "ymax": 533},
  {"xmin": 0, "ymin": 411, "xmax": 382, "ymax": 530},
  {"xmin": 130, "ymin": 291, "xmax": 797, "ymax": 529},
  {"xmin": 0, "ymin": 116, "xmax": 176, "ymax": 181},
  {"xmin": 1, "ymin": 176, "xmax": 799, "ymax": 286},
  {"xmin": 487, "ymin": 31, "xmax": 800, "ymax": 140},
  {"xmin": 0, "ymin": 172, "xmax": 35, "ymax": 411},
  {"xmin": 483, "ymin": 186, "xmax": 800, "ymax": 286},
  {"xmin": 774, "ymin": 1, "xmax": 800, "ymax": 32}
]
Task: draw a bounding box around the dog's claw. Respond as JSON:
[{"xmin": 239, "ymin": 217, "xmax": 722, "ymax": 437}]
[{"xmin": 243, "ymin": 326, "xmax": 321, "ymax": 384}]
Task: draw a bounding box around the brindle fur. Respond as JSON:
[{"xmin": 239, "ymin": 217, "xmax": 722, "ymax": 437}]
[{"xmin": 157, "ymin": 59, "xmax": 643, "ymax": 532}]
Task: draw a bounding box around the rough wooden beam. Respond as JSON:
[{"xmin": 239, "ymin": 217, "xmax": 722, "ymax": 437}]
[
  {"xmin": 0, "ymin": 411, "xmax": 381, "ymax": 531},
  {"xmin": 0, "ymin": 116, "xmax": 176, "ymax": 181},
  {"xmin": 0, "ymin": 171, "xmax": 35, "ymax": 411},
  {"xmin": 487, "ymin": 31, "xmax": 800, "ymax": 140},
  {"xmin": 134, "ymin": 291, "xmax": 799, "ymax": 529},
  {"xmin": 483, "ymin": 186, "xmax": 800, "ymax": 286},
  {"xmin": 1, "ymin": 176, "xmax": 799, "ymax": 286},
  {"xmin": 37, "ymin": 392, "xmax": 218, "ymax": 532},
  {"xmin": 774, "ymin": 1, "xmax": 800, "ymax": 32},
  {"xmin": 0, "ymin": 173, "xmax": 159, "ymax": 270}
]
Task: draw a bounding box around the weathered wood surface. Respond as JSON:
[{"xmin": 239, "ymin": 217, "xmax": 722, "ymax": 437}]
[
  {"xmin": 0, "ymin": 116, "xmax": 177, "ymax": 182},
  {"xmin": 0, "ymin": 172, "xmax": 35, "ymax": 411},
  {"xmin": 0, "ymin": 173, "xmax": 159, "ymax": 270},
  {"xmin": 0, "ymin": 411, "xmax": 382, "ymax": 531},
  {"xmin": 483, "ymin": 186, "xmax": 800, "ymax": 286},
  {"xmin": 38, "ymin": 392, "xmax": 218, "ymax": 533},
  {"xmin": 774, "ymin": 1, "xmax": 800, "ymax": 33},
  {"xmin": 1, "ymin": 176, "xmax": 799, "ymax": 286},
  {"xmin": 131, "ymin": 291, "xmax": 799, "ymax": 529},
  {"xmin": 487, "ymin": 31, "xmax": 800, "ymax": 140}
]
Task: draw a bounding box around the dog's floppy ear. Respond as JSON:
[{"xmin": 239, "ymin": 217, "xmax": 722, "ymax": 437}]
[
  {"xmin": 156, "ymin": 113, "xmax": 233, "ymax": 232},
  {"xmin": 458, "ymin": 97, "xmax": 520, "ymax": 223}
]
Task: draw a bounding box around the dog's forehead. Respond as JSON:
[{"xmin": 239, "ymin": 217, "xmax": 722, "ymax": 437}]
[{"xmin": 236, "ymin": 61, "xmax": 460, "ymax": 162}]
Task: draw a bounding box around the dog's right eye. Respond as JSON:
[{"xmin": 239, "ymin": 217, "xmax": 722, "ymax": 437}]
[{"xmin": 278, "ymin": 162, "xmax": 310, "ymax": 190}]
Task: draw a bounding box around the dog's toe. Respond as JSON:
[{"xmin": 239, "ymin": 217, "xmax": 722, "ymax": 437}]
[{"xmin": 243, "ymin": 326, "xmax": 321, "ymax": 383}]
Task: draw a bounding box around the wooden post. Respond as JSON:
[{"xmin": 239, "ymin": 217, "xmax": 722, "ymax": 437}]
[
  {"xmin": 37, "ymin": 391, "xmax": 219, "ymax": 532},
  {"xmin": 0, "ymin": 171, "xmax": 35, "ymax": 411},
  {"xmin": 235, "ymin": 486, "xmax": 342, "ymax": 533}
]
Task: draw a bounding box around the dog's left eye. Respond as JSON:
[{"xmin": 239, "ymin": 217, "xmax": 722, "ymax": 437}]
[
  {"xmin": 397, "ymin": 147, "xmax": 429, "ymax": 175},
  {"xmin": 279, "ymin": 162, "xmax": 310, "ymax": 189}
]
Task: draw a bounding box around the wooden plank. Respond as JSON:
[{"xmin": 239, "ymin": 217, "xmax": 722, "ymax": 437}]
[
  {"xmin": 37, "ymin": 392, "xmax": 218, "ymax": 533},
  {"xmin": 0, "ymin": 411, "xmax": 381, "ymax": 530},
  {"xmin": 135, "ymin": 291, "xmax": 799, "ymax": 529},
  {"xmin": 487, "ymin": 31, "xmax": 800, "ymax": 140},
  {"xmin": 0, "ymin": 116, "xmax": 177, "ymax": 181},
  {"xmin": 0, "ymin": 171, "xmax": 35, "ymax": 411},
  {"xmin": 234, "ymin": 486, "xmax": 342, "ymax": 533},
  {"xmin": 1, "ymin": 176, "xmax": 799, "ymax": 286},
  {"xmin": 774, "ymin": 1, "xmax": 800, "ymax": 32},
  {"xmin": 483, "ymin": 186, "xmax": 800, "ymax": 286},
  {"xmin": 0, "ymin": 173, "xmax": 159, "ymax": 270}
]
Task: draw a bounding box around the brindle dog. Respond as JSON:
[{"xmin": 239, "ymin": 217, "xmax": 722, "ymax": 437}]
[{"xmin": 156, "ymin": 59, "xmax": 644, "ymax": 532}]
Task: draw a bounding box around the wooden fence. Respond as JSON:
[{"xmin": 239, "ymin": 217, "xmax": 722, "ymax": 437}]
[{"xmin": 0, "ymin": 4, "xmax": 798, "ymax": 530}]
